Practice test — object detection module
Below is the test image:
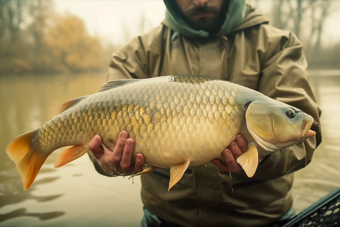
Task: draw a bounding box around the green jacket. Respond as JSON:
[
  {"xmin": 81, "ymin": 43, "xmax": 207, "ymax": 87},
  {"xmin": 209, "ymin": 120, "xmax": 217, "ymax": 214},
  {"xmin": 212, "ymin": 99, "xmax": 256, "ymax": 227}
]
[{"xmin": 90, "ymin": 2, "xmax": 322, "ymax": 226}]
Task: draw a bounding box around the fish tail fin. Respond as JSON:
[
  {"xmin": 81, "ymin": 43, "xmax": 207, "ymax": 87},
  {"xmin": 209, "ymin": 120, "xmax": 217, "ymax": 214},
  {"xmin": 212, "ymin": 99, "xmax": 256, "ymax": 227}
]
[{"xmin": 6, "ymin": 130, "xmax": 49, "ymax": 190}]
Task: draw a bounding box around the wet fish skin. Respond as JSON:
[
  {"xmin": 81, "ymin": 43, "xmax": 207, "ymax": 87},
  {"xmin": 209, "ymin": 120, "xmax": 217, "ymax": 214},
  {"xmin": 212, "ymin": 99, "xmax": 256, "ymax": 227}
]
[
  {"xmin": 6, "ymin": 75, "xmax": 315, "ymax": 190},
  {"xmin": 39, "ymin": 75, "xmax": 243, "ymax": 167}
]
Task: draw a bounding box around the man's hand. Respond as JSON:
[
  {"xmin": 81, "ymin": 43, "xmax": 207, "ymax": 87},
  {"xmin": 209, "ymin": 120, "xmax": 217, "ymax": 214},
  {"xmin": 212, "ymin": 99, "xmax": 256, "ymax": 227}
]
[
  {"xmin": 211, "ymin": 134, "xmax": 248, "ymax": 173},
  {"xmin": 88, "ymin": 131, "xmax": 145, "ymax": 175}
]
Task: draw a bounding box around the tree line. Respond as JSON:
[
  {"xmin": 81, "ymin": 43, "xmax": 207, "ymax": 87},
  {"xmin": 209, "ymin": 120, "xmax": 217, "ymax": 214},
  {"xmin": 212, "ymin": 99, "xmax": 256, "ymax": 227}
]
[
  {"xmin": 0, "ymin": 0, "xmax": 110, "ymax": 74},
  {"xmin": 249, "ymin": 0, "xmax": 340, "ymax": 68},
  {"xmin": 1, "ymin": 0, "xmax": 339, "ymax": 75}
]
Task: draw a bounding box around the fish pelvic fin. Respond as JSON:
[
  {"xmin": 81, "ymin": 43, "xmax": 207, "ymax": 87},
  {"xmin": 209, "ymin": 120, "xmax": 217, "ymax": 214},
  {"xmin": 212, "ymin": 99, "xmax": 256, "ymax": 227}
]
[
  {"xmin": 6, "ymin": 130, "xmax": 49, "ymax": 191},
  {"xmin": 54, "ymin": 145, "xmax": 89, "ymax": 168},
  {"xmin": 168, "ymin": 160, "xmax": 191, "ymax": 191},
  {"xmin": 134, "ymin": 165, "xmax": 158, "ymax": 176},
  {"xmin": 236, "ymin": 143, "xmax": 259, "ymax": 178}
]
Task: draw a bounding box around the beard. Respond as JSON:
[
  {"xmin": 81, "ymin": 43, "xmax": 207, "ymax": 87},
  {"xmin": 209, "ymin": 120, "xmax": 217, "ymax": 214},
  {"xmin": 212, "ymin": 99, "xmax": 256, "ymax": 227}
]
[{"xmin": 184, "ymin": 5, "xmax": 224, "ymax": 33}]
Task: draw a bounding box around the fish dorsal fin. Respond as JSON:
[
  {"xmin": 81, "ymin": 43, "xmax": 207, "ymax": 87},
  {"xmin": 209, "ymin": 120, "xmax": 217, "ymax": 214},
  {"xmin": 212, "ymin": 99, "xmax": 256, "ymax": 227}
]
[
  {"xmin": 98, "ymin": 79, "xmax": 137, "ymax": 92},
  {"xmin": 169, "ymin": 160, "xmax": 191, "ymax": 191},
  {"xmin": 57, "ymin": 97, "xmax": 85, "ymax": 114},
  {"xmin": 236, "ymin": 143, "xmax": 259, "ymax": 178},
  {"xmin": 54, "ymin": 145, "xmax": 88, "ymax": 168}
]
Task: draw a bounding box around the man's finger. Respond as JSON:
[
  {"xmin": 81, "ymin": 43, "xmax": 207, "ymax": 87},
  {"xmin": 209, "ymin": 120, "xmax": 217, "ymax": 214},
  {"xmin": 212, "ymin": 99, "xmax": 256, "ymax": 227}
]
[
  {"xmin": 120, "ymin": 138, "xmax": 135, "ymax": 171},
  {"xmin": 89, "ymin": 135, "xmax": 103, "ymax": 158},
  {"xmin": 112, "ymin": 131, "xmax": 128, "ymax": 165},
  {"xmin": 228, "ymin": 141, "xmax": 243, "ymax": 159},
  {"xmin": 236, "ymin": 134, "xmax": 248, "ymax": 153},
  {"xmin": 222, "ymin": 148, "xmax": 242, "ymax": 173},
  {"xmin": 133, "ymin": 153, "xmax": 145, "ymax": 173}
]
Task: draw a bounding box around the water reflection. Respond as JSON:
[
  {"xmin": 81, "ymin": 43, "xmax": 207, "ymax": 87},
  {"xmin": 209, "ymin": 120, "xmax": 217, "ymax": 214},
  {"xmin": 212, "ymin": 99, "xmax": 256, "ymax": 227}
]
[
  {"xmin": 0, "ymin": 174, "xmax": 61, "ymax": 206},
  {"xmin": 0, "ymin": 208, "xmax": 64, "ymax": 222},
  {"xmin": 0, "ymin": 71, "xmax": 339, "ymax": 226},
  {"xmin": 292, "ymin": 70, "xmax": 340, "ymax": 213},
  {"xmin": 0, "ymin": 72, "xmax": 143, "ymax": 227},
  {"xmin": 0, "ymin": 163, "xmax": 63, "ymax": 225}
]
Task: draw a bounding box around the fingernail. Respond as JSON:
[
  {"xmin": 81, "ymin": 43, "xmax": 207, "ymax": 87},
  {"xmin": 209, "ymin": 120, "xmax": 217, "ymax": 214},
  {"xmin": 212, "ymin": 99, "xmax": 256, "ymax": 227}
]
[
  {"xmin": 121, "ymin": 131, "xmax": 128, "ymax": 139},
  {"xmin": 94, "ymin": 135, "xmax": 100, "ymax": 142},
  {"xmin": 127, "ymin": 139, "xmax": 134, "ymax": 146}
]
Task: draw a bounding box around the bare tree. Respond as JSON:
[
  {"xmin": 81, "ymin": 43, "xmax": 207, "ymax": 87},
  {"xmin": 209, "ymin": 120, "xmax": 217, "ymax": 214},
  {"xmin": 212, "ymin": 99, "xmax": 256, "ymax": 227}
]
[
  {"xmin": 271, "ymin": 0, "xmax": 293, "ymax": 30},
  {"xmin": 27, "ymin": 0, "xmax": 54, "ymax": 52},
  {"xmin": 0, "ymin": 0, "xmax": 27, "ymax": 40},
  {"xmin": 312, "ymin": 0, "xmax": 331, "ymax": 54},
  {"xmin": 268, "ymin": 0, "xmax": 334, "ymax": 54}
]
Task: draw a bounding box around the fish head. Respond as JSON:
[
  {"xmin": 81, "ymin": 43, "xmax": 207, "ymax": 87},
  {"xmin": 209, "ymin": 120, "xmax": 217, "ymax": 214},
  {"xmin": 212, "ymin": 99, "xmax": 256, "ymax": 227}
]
[{"xmin": 245, "ymin": 100, "xmax": 316, "ymax": 153}]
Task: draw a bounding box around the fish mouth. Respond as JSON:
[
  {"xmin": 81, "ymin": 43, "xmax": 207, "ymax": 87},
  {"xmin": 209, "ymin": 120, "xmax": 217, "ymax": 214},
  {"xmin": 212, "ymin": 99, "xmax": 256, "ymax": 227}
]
[{"xmin": 301, "ymin": 119, "xmax": 316, "ymax": 138}]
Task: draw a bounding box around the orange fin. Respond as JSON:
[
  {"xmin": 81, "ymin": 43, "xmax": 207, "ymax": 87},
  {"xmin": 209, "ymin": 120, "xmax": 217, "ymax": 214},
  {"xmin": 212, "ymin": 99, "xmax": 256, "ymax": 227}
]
[
  {"xmin": 236, "ymin": 143, "xmax": 259, "ymax": 178},
  {"xmin": 6, "ymin": 130, "xmax": 49, "ymax": 190},
  {"xmin": 134, "ymin": 165, "xmax": 158, "ymax": 176},
  {"xmin": 168, "ymin": 160, "xmax": 191, "ymax": 191},
  {"xmin": 54, "ymin": 145, "xmax": 88, "ymax": 168},
  {"xmin": 57, "ymin": 97, "xmax": 85, "ymax": 114}
]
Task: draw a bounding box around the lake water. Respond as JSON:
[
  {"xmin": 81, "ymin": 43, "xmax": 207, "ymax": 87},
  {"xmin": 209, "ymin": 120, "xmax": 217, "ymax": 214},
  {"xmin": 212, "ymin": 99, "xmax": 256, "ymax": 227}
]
[{"xmin": 0, "ymin": 70, "xmax": 340, "ymax": 226}]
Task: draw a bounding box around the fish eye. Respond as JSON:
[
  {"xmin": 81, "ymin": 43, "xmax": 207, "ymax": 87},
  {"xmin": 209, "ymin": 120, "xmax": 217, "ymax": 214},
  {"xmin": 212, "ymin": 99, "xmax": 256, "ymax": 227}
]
[{"xmin": 286, "ymin": 109, "xmax": 296, "ymax": 118}]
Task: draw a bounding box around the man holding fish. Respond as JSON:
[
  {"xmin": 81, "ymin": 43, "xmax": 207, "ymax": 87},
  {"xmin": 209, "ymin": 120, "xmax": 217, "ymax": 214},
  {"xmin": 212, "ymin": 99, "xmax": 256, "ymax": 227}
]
[
  {"xmin": 87, "ymin": 0, "xmax": 322, "ymax": 226},
  {"xmin": 5, "ymin": 0, "xmax": 319, "ymax": 226},
  {"xmin": 83, "ymin": 0, "xmax": 322, "ymax": 226},
  {"xmin": 4, "ymin": 0, "xmax": 321, "ymax": 226}
]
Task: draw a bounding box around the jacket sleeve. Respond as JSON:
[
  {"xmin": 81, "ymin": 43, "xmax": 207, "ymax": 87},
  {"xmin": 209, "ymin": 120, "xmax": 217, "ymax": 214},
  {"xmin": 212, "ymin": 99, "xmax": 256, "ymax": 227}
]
[{"xmin": 252, "ymin": 27, "xmax": 322, "ymax": 180}]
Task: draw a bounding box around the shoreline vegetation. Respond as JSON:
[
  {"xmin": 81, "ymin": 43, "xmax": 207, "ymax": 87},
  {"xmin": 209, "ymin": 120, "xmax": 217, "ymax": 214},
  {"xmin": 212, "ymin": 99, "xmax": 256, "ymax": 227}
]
[
  {"xmin": 0, "ymin": 1, "xmax": 114, "ymax": 75},
  {"xmin": 1, "ymin": 0, "xmax": 339, "ymax": 75}
]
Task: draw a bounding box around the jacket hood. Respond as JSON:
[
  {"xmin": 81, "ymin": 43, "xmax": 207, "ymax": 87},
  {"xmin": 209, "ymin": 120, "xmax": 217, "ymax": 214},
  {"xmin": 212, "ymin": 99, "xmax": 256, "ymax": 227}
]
[{"xmin": 163, "ymin": 0, "xmax": 268, "ymax": 39}]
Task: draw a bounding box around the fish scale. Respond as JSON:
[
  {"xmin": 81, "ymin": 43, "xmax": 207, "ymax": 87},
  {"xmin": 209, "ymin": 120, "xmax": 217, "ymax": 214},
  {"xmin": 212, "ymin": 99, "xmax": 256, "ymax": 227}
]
[
  {"xmin": 6, "ymin": 75, "xmax": 316, "ymax": 190},
  {"xmin": 41, "ymin": 76, "xmax": 240, "ymax": 163},
  {"xmin": 46, "ymin": 76, "xmax": 241, "ymax": 167}
]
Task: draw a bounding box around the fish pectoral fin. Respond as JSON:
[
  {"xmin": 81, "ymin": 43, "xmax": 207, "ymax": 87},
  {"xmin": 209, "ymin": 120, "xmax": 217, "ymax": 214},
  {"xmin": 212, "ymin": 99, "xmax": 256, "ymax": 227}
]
[
  {"xmin": 236, "ymin": 143, "xmax": 259, "ymax": 178},
  {"xmin": 134, "ymin": 165, "xmax": 158, "ymax": 176},
  {"xmin": 168, "ymin": 160, "xmax": 191, "ymax": 191},
  {"xmin": 54, "ymin": 145, "xmax": 88, "ymax": 168}
]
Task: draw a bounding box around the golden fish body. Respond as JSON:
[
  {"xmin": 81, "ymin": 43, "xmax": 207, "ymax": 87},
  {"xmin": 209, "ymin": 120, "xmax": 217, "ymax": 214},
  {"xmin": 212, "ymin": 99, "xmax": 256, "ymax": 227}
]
[
  {"xmin": 6, "ymin": 75, "xmax": 316, "ymax": 190},
  {"xmin": 45, "ymin": 75, "xmax": 243, "ymax": 167}
]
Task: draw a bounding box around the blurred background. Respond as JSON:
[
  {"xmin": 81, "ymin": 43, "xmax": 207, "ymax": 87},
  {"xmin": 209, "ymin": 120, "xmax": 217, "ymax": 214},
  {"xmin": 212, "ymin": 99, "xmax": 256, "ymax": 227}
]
[{"xmin": 0, "ymin": 0, "xmax": 340, "ymax": 226}]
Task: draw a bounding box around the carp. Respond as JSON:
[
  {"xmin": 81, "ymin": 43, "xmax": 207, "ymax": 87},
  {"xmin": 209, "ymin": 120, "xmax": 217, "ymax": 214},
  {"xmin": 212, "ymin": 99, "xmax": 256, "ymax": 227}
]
[{"xmin": 6, "ymin": 75, "xmax": 316, "ymax": 190}]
